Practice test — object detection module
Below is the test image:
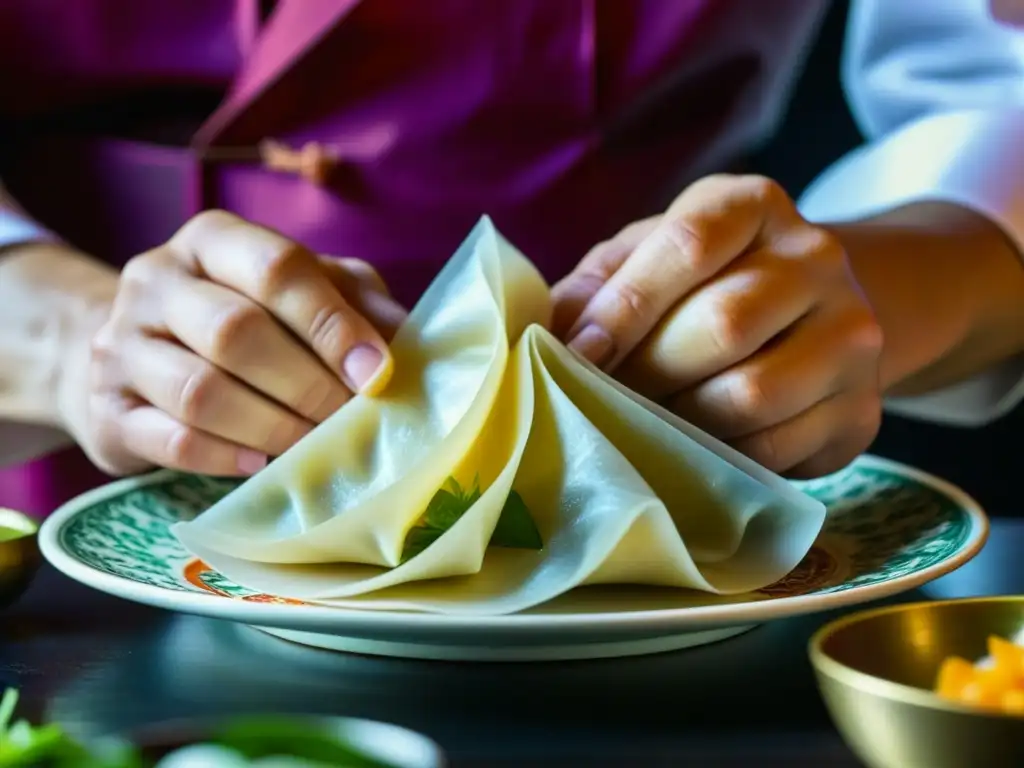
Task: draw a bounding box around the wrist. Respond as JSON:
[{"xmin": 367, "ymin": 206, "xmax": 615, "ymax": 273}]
[
  {"xmin": 0, "ymin": 241, "xmax": 117, "ymax": 429},
  {"xmin": 829, "ymin": 202, "xmax": 1024, "ymax": 395},
  {"xmin": 56, "ymin": 264, "xmax": 117, "ymax": 440},
  {"xmin": 56, "ymin": 287, "xmax": 114, "ymax": 433}
]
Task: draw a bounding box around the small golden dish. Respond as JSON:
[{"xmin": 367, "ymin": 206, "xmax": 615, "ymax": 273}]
[
  {"xmin": 810, "ymin": 597, "xmax": 1024, "ymax": 768},
  {"xmin": 0, "ymin": 508, "xmax": 42, "ymax": 608}
]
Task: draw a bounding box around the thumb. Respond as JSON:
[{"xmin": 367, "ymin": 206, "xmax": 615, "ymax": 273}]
[{"xmin": 550, "ymin": 217, "xmax": 659, "ymax": 337}]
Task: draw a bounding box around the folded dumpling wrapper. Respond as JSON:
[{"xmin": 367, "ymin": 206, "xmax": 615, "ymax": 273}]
[{"xmin": 173, "ymin": 217, "xmax": 825, "ymax": 615}]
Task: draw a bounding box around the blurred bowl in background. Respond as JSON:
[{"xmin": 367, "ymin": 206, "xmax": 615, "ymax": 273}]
[
  {"xmin": 0, "ymin": 508, "xmax": 42, "ymax": 608},
  {"xmin": 125, "ymin": 714, "xmax": 448, "ymax": 767},
  {"xmin": 810, "ymin": 597, "xmax": 1024, "ymax": 768}
]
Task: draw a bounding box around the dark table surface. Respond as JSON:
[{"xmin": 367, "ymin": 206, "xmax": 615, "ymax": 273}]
[{"xmin": 3, "ymin": 519, "xmax": 1023, "ymax": 767}]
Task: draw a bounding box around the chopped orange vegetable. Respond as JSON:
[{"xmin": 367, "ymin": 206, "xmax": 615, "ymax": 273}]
[
  {"xmin": 933, "ymin": 634, "xmax": 1024, "ymax": 714},
  {"xmin": 1002, "ymin": 690, "xmax": 1024, "ymax": 715},
  {"xmin": 989, "ymin": 635, "xmax": 1024, "ymax": 677},
  {"xmin": 936, "ymin": 656, "xmax": 976, "ymax": 699}
]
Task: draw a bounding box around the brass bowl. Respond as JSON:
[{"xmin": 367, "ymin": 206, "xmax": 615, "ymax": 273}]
[
  {"xmin": 810, "ymin": 598, "xmax": 1024, "ymax": 768},
  {"xmin": 0, "ymin": 508, "xmax": 41, "ymax": 607}
]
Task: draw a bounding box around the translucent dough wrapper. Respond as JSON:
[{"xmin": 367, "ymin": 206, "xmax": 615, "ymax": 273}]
[{"xmin": 173, "ymin": 217, "xmax": 825, "ymax": 615}]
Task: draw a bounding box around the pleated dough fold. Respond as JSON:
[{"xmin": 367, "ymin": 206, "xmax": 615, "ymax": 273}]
[{"xmin": 173, "ymin": 216, "xmax": 825, "ymax": 615}]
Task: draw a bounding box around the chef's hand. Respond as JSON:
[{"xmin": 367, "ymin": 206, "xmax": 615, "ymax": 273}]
[
  {"xmin": 552, "ymin": 174, "xmax": 883, "ymax": 478},
  {"xmin": 69, "ymin": 210, "xmax": 406, "ymax": 477}
]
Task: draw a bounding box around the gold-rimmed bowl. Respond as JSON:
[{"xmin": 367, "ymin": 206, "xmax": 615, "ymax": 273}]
[
  {"xmin": 810, "ymin": 597, "xmax": 1024, "ymax": 768},
  {"xmin": 0, "ymin": 508, "xmax": 41, "ymax": 607}
]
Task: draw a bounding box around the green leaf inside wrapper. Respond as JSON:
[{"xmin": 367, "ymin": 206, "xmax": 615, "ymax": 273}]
[
  {"xmin": 489, "ymin": 491, "xmax": 543, "ymax": 549},
  {"xmin": 400, "ymin": 476, "xmax": 543, "ymax": 562}
]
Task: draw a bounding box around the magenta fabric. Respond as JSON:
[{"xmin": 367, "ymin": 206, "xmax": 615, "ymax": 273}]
[{"xmin": 0, "ymin": 0, "xmax": 822, "ymax": 517}]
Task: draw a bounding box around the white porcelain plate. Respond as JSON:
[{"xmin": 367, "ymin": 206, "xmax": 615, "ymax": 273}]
[{"xmin": 39, "ymin": 455, "xmax": 988, "ymax": 661}]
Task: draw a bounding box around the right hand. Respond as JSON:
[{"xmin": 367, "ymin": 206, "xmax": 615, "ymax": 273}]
[{"xmin": 67, "ymin": 210, "xmax": 407, "ymax": 477}]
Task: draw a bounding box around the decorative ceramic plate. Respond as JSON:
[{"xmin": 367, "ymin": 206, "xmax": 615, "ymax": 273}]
[{"xmin": 39, "ymin": 455, "xmax": 988, "ymax": 661}]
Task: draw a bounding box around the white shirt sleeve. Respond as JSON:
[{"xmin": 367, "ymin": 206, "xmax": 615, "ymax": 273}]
[
  {"xmin": 798, "ymin": 0, "xmax": 1024, "ymax": 426},
  {"xmin": 0, "ymin": 209, "xmax": 54, "ymax": 250},
  {"xmin": 0, "ymin": 183, "xmax": 55, "ymax": 251}
]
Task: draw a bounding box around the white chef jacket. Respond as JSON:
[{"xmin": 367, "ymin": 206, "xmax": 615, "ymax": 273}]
[{"xmin": 798, "ymin": 0, "xmax": 1024, "ymax": 425}]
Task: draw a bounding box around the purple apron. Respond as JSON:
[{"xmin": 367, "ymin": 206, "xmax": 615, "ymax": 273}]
[{"xmin": 0, "ymin": 0, "xmax": 825, "ymax": 517}]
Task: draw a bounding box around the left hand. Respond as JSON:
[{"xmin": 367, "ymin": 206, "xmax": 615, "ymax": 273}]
[{"xmin": 552, "ymin": 174, "xmax": 884, "ymax": 479}]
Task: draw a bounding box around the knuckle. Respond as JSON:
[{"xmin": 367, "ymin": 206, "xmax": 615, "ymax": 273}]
[
  {"xmin": 605, "ymin": 281, "xmax": 658, "ymax": 326},
  {"xmin": 88, "ymin": 324, "xmax": 118, "ymax": 361},
  {"xmin": 861, "ymin": 319, "xmax": 885, "ymax": 357},
  {"xmin": 804, "ymin": 228, "xmax": 848, "ymax": 271},
  {"xmin": 120, "ymin": 252, "xmax": 160, "ymax": 290},
  {"xmin": 742, "ymin": 174, "xmax": 784, "ymax": 205},
  {"xmin": 806, "ymin": 226, "xmax": 843, "ymax": 258},
  {"xmin": 175, "ymin": 209, "xmax": 237, "ymax": 242},
  {"xmin": 253, "ymin": 242, "xmax": 310, "ymax": 299},
  {"xmin": 308, "ymin": 307, "xmax": 357, "ymax": 360},
  {"xmin": 164, "ymin": 425, "xmax": 203, "ymax": 468},
  {"xmin": 658, "ymin": 216, "xmax": 706, "ymax": 272},
  {"xmin": 175, "ymin": 364, "xmax": 222, "ymax": 423},
  {"xmin": 705, "ymin": 291, "xmax": 753, "ymax": 355},
  {"xmin": 722, "ymin": 371, "xmax": 771, "ymax": 421},
  {"xmin": 208, "ymin": 302, "xmax": 268, "ymax": 360},
  {"xmin": 844, "ymin": 305, "xmax": 885, "ymax": 356}
]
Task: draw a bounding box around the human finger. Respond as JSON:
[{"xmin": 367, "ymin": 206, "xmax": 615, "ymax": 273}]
[
  {"xmin": 728, "ymin": 389, "xmax": 881, "ymax": 477},
  {"xmin": 118, "ymin": 405, "xmax": 270, "ymax": 476},
  {"xmin": 168, "ymin": 210, "xmax": 393, "ymax": 394},
  {"xmin": 317, "ymin": 256, "xmax": 408, "ymax": 341},
  {"xmin": 668, "ymin": 303, "xmax": 883, "ymax": 439},
  {"xmin": 550, "ymin": 217, "xmax": 659, "ymax": 338},
  {"xmin": 565, "ymin": 175, "xmax": 798, "ymax": 368},
  {"xmin": 120, "ymin": 335, "xmax": 313, "ymax": 457},
  {"xmin": 163, "ymin": 276, "xmax": 350, "ymax": 423},
  {"xmin": 614, "ymin": 247, "xmax": 819, "ymax": 399}
]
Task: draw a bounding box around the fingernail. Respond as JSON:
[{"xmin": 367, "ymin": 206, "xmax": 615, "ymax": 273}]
[
  {"xmin": 237, "ymin": 449, "xmax": 268, "ymax": 475},
  {"xmin": 568, "ymin": 324, "xmax": 615, "ymax": 368},
  {"xmin": 343, "ymin": 344, "xmax": 388, "ymax": 393}
]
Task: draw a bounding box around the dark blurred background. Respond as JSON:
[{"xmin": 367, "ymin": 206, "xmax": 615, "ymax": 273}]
[{"xmin": 751, "ymin": 0, "xmax": 1021, "ymax": 518}]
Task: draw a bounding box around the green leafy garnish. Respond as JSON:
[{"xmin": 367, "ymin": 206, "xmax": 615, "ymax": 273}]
[
  {"xmin": 0, "ymin": 689, "xmax": 409, "ymax": 767},
  {"xmin": 211, "ymin": 718, "xmax": 398, "ymax": 767},
  {"xmin": 400, "ymin": 475, "xmax": 543, "ymax": 562},
  {"xmin": 0, "ymin": 688, "xmax": 141, "ymax": 768}
]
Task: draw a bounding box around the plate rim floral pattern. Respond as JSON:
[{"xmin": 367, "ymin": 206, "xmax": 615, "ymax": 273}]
[{"xmin": 37, "ymin": 454, "xmax": 989, "ymax": 632}]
